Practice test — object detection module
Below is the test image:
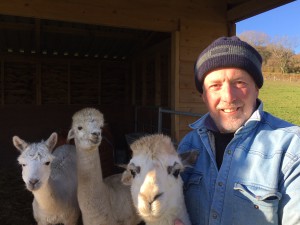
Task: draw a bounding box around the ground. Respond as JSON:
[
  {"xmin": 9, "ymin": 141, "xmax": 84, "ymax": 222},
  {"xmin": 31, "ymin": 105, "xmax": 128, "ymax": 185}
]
[{"xmin": 0, "ymin": 165, "xmax": 35, "ymax": 225}]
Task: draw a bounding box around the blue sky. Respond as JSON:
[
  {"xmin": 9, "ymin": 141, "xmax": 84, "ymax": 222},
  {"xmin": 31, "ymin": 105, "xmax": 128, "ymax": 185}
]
[{"xmin": 236, "ymin": 0, "xmax": 300, "ymax": 53}]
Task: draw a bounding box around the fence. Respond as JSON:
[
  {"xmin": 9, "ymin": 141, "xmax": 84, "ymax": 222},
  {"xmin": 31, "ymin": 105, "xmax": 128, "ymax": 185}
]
[
  {"xmin": 125, "ymin": 105, "xmax": 203, "ymax": 146},
  {"xmin": 264, "ymin": 73, "xmax": 300, "ymax": 82}
]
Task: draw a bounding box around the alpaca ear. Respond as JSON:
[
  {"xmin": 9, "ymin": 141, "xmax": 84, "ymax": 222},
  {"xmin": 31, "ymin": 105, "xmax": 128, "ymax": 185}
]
[
  {"xmin": 67, "ymin": 129, "xmax": 75, "ymax": 143},
  {"xmin": 12, "ymin": 136, "xmax": 28, "ymax": 152},
  {"xmin": 179, "ymin": 150, "xmax": 199, "ymax": 168},
  {"xmin": 46, "ymin": 132, "xmax": 58, "ymax": 152},
  {"xmin": 121, "ymin": 169, "xmax": 133, "ymax": 186}
]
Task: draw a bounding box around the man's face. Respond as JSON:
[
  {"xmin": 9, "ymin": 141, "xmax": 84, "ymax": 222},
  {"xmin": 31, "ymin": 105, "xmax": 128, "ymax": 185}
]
[{"xmin": 201, "ymin": 68, "xmax": 259, "ymax": 133}]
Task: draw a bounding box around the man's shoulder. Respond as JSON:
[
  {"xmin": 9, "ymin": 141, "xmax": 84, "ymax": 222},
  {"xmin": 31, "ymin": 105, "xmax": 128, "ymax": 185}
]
[{"xmin": 261, "ymin": 112, "xmax": 300, "ymax": 135}]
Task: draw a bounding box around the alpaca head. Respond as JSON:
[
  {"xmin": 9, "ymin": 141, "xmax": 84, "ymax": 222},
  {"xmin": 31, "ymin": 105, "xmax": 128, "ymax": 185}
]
[
  {"xmin": 12, "ymin": 133, "xmax": 57, "ymax": 191},
  {"xmin": 122, "ymin": 134, "xmax": 184, "ymax": 222},
  {"xmin": 67, "ymin": 107, "xmax": 104, "ymax": 150}
]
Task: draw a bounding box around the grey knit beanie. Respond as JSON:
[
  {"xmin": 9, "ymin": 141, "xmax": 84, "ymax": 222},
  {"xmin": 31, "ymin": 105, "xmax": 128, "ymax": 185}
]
[{"xmin": 194, "ymin": 36, "xmax": 263, "ymax": 93}]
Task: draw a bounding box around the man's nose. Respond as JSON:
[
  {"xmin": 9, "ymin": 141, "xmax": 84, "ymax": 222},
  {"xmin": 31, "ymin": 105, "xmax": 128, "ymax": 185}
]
[{"xmin": 221, "ymin": 83, "xmax": 236, "ymax": 103}]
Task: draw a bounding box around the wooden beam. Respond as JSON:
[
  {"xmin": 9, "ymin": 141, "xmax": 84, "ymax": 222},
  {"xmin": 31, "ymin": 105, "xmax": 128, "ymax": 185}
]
[
  {"xmin": 227, "ymin": 0, "xmax": 295, "ymax": 22},
  {"xmin": 1, "ymin": 60, "xmax": 4, "ymax": 105},
  {"xmin": 155, "ymin": 52, "xmax": 161, "ymax": 106},
  {"xmin": 35, "ymin": 19, "xmax": 40, "ymax": 53},
  {"xmin": 36, "ymin": 62, "xmax": 41, "ymax": 105},
  {"xmin": 171, "ymin": 31, "xmax": 180, "ymax": 141},
  {"xmin": 0, "ymin": 0, "xmax": 178, "ymax": 32},
  {"xmin": 0, "ymin": 21, "xmax": 34, "ymax": 30},
  {"xmin": 98, "ymin": 62, "xmax": 102, "ymax": 105},
  {"xmin": 0, "ymin": 20, "xmax": 144, "ymax": 41}
]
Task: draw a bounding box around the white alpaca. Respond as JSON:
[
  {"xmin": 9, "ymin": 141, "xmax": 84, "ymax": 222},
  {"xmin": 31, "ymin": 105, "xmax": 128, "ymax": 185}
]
[
  {"xmin": 121, "ymin": 134, "xmax": 191, "ymax": 225},
  {"xmin": 67, "ymin": 107, "xmax": 141, "ymax": 225},
  {"xmin": 12, "ymin": 133, "xmax": 80, "ymax": 225}
]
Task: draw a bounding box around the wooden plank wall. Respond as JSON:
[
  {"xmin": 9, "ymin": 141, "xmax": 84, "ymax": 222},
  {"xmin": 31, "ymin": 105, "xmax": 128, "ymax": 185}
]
[
  {"xmin": 175, "ymin": 18, "xmax": 229, "ymax": 141},
  {"xmin": 0, "ymin": 56, "xmax": 131, "ymax": 105}
]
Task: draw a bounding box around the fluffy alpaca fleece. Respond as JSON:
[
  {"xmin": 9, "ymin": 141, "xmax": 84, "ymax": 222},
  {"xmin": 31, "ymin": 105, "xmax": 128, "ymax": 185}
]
[
  {"xmin": 13, "ymin": 133, "xmax": 80, "ymax": 225},
  {"xmin": 67, "ymin": 107, "xmax": 141, "ymax": 225},
  {"xmin": 122, "ymin": 134, "xmax": 191, "ymax": 225}
]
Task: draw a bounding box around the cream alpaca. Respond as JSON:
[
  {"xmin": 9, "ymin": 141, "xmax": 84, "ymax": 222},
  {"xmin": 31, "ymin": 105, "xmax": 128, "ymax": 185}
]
[
  {"xmin": 67, "ymin": 107, "xmax": 141, "ymax": 225},
  {"xmin": 122, "ymin": 134, "xmax": 191, "ymax": 225}
]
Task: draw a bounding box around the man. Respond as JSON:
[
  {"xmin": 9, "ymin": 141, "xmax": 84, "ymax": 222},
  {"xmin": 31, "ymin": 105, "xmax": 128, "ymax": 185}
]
[{"xmin": 175, "ymin": 36, "xmax": 300, "ymax": 225}]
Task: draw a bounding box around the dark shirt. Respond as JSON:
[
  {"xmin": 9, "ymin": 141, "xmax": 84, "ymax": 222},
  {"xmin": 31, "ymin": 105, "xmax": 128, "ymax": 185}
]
[{"xmin": 212, "ymin": 131, "xmax": 234, "ymax": 169}]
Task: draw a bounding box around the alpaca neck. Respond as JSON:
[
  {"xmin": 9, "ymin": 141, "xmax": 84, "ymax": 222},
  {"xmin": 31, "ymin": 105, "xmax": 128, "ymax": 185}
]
[
  {"xmin": 75, "ymin": 141, "xmax": 112, "ymax": 224},
  {"xmin": 76, "ymin": 145, "xmax": 104, "ymax": 183},
  {"xmin": 33, "ymin": 181, "xmax": 59, "ymax": 212}
]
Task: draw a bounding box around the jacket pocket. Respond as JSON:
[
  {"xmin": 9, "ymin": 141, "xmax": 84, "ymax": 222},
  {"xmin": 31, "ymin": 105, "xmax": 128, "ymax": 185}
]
[{"xmin": 232, "ymin": 182, "xmax": 282, "ymax": 225}]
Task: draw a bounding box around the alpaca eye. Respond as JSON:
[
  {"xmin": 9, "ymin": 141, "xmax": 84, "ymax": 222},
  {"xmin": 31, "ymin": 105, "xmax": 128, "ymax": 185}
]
[
  {"xmin": 130, "ymin": 169, "xmax": 136, "ymax": 178},
  {"xmin": 44, "ymin": 161, "xmax": 50, "ymax": 166},
  {"xmin": 172, "ymin": 169, "xmax": 180, "ymax": 178},
  {"xmin": 21, "ymin": 164, "xmax": 26, "ymax": 167},
  {"xmin": 78, "ymin": 126, "xmax": 83, "ymax": 130},
  {"xmin": 167, "ymin": 166, "xmax": 181, "ymax": 178},
  {"xmin": 130, "ymin": 166, "xmax": 140, "ymax": 178}
]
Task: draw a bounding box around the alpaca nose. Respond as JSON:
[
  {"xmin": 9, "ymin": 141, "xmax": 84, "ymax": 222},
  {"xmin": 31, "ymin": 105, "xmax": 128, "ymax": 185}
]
[
  {"xmin": 29, "ymin": 179, "xmax": 39, "ymax": 185},
  {"xmin": 149, "ymin": 192, "xmax": 164, "ymax": 205},
  {"xmin": 91, "ymin": 131, "xmax": 100, "ymax": 137},
  {"xmin": 153, "ymin": 192, "xmax": 163, "ymax": 201}
]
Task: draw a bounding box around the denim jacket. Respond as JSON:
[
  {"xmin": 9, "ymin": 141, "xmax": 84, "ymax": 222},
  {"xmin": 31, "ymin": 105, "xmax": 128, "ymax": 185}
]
[{"xmin": 178, "ymin": 101, "xmax": 300, "ymax": 225}]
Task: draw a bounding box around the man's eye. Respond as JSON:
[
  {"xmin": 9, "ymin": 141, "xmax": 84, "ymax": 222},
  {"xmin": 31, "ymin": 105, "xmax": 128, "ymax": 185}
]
[
  {"xmin": 235, "ymin": 81, "xmax": 247, "ymax": 88},
  {"xmin": 209, "ymin": 84, "xmax": 221, "ymax": 90}
]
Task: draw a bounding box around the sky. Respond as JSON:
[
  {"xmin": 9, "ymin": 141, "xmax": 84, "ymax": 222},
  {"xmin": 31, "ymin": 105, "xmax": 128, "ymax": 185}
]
[{"xmin": 236, "ymin": 0, "xmax": 300, "ymax": 54}]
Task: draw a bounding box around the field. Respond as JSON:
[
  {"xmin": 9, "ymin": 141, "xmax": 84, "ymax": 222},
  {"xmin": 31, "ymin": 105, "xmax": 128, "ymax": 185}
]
[{"xmin": 259, "ymin": 79, "xmax": 300, "ymax": 125}]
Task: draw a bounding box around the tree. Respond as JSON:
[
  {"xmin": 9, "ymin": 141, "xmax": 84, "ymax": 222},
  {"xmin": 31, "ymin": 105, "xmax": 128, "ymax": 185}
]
[
  {"xmin": 269, "ymin": 36, "xmax": 299, "ymax": 73},
  {"xmin": 238, "ymin": 31, "xmax": 270, "ymax": 46},
  {"xmin": 238, "ymin": 31, "xmax": 300, "ymax": 74},
  {"xmin": 238, "ymin": 31, "xmax": 272, "ymax": 64}
]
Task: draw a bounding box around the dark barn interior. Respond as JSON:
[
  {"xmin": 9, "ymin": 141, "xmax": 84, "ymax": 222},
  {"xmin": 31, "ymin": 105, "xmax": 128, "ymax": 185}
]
[{"xmin": 0, "ymin": 13, "xmax": 172, "ymax": 165}]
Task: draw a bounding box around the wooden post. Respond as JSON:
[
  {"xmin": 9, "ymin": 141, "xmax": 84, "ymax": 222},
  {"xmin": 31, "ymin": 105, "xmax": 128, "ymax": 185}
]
[
  {"xmin": 155, "ymin": 52, "xmax": 161, "ymax": 106},
  {"xmin": 1, "ymin": 59, "xmax": 4, "ymax": 105},
  {"xmin": 68, "ymin": 60, "xmax": 71, "ymax": 104},
  {"xmin": 36, "ymin": 62, "xmax": 42, "ymax": 105}
]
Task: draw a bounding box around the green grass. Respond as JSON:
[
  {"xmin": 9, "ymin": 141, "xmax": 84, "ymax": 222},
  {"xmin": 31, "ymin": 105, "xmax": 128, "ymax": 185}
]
[{"xmin": 259, "ymin": 79, "xmax": 300, "ymax": 125}]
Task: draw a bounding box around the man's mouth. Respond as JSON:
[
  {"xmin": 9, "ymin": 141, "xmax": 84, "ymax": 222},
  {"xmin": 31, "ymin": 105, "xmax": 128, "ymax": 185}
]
[{"xmin": 222, "ymin": 107, "xmax": 239, "ymax": 113}]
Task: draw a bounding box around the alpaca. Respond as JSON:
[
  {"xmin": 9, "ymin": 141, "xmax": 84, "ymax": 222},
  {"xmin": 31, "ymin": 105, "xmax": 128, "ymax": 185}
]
[
  {"xmin": 12, "ymin": 132, "xmax": 80, "ymax": 225},
  {"xmin": 121, "ymin": 134, "xmax": 191, "ymax": 225},
  {"xmin": 67, "ymin": 107, "xmax": 141, "ymax": 225}
]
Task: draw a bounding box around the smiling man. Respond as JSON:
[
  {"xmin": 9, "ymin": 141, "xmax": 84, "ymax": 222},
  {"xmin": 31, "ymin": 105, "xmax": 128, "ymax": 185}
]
[{"xmin": 176, "ymin": 36, "xmax": 300, "ymax": 225}]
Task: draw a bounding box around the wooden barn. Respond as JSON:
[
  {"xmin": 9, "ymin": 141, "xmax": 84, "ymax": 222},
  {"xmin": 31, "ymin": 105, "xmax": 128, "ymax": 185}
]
[{"xmin": 0, "ymin": 1, "xmax": 294, "ymax": 222}]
